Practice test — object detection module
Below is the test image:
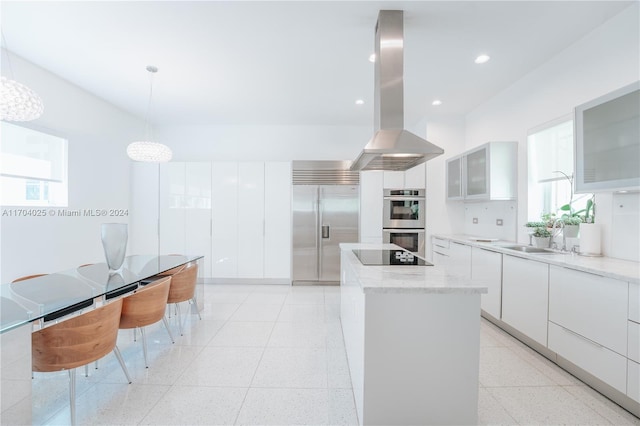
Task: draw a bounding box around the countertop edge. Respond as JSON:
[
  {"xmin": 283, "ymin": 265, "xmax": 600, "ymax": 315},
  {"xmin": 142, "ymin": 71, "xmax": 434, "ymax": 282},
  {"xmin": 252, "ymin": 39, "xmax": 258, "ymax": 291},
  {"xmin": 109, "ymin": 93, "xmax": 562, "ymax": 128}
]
[{"xmin": 433, "ymin": 234, "xmax": 640, "ymax": 284}]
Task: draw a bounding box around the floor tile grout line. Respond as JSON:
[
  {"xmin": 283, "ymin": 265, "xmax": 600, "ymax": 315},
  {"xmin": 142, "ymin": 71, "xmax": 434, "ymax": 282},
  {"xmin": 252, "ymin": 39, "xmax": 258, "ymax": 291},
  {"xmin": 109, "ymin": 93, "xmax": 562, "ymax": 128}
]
[{"xmin": 232, "ymin": 289, "xmax": 287, "ymax": 426}]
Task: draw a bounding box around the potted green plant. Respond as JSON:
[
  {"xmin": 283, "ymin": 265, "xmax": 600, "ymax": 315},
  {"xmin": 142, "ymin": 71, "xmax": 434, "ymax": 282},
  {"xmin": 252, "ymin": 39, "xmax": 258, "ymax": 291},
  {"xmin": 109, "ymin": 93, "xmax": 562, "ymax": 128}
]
[
  {"xmin": 524, "ymin": 221, "xmax": 546, "ymax": 245},
  {"xmin": 532, "ymin": 227, "xmax": 552, "ymax": 248}
]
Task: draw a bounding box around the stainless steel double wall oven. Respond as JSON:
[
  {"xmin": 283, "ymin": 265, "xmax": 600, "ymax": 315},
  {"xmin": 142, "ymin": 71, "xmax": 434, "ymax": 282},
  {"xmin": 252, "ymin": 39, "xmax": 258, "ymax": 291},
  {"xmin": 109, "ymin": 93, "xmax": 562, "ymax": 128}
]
[{"xmin": 382, "ymin": 189, "xmax": 426, "ymax": 256}]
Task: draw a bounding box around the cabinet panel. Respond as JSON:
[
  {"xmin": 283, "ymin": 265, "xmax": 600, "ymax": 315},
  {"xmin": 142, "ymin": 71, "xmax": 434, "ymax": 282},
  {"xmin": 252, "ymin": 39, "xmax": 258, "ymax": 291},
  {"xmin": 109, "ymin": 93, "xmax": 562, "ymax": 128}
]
[
  {"xmin": 629, "ymin": 359, "xmax": 640, "ymax": 403},
  {"xmin": 548, "ymin": 266, "xmax": 628, "ymax": 355},
  {"xmin": 575, "ymin": 82, "xmax": 640, "ymax": 193},
  {"xmin": 446, "ymin": 156, "xmax": 463, "ymax": 200},
  {"xmin": 359, "ymin": 171, "xmax": 383, "ymax": 242},
  {"xmin": 548, "ymin": 322, "xmax": 627, "ymax": 393},
  {"xmin": 472, "ymin": 248, "xmax": 502, "ymax": 318},
  {"xmin": 629, "ymin": 321, "xmax": 640, "ymax": 363},
  {"xmin": 449, "ymin": 242, "xmax": 471, "ymax": 279},
  {"xmin": 184, "ymin": 163, "xmax": 212, "ymax": 278},
  {"xmin": 502, "ymin": 255, "xmax": 549, "ymax": 346},
  {"xmin": 465, "ymin": 147, "xmax": 488, "ymax": 198},
  {"xmin": 159, "ymin": 162, "xmax": 186, "ymax": 255},
  {"xmin": 631, "ymin": 283, "xmax": 640, "ymax": 323},
  {"xmin": 238, "ymin": 162, "xmax": 265, "ymax": 278},
  {"xmin": 211, "ymin": 162, "xmax": 238, "ymax": 278},
  {"xmin": 264, "ymin": 162, "xmax": 291, "ymax": 279}
]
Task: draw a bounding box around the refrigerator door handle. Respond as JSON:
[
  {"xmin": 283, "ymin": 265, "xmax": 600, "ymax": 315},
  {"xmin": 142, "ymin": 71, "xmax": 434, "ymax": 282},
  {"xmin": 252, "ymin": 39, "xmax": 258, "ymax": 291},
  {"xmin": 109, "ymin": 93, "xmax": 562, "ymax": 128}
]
[{"xmin": 321, "ymin": 225, "xmax": 330, "ymax": 239}]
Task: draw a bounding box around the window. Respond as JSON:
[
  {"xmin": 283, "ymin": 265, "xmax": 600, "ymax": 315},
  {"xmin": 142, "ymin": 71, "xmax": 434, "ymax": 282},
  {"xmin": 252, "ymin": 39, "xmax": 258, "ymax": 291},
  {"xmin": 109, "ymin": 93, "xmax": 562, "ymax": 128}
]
[
  {"xmin": 527, "ymin": 117, "xmax": 591, "ymax": 222},
  {"xmin": 0, "ymin": 122, "xmax": 68, "ymax": 207}
]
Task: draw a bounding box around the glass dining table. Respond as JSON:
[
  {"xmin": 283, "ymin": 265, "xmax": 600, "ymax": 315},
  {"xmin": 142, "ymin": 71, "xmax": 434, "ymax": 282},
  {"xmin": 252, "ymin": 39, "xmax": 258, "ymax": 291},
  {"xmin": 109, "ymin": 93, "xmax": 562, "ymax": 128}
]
[
  {"xmin": 0, "ymin": 254, "xmax": 203, "ymax": 334},
  {"xmin": 0, "ymin": 254, "xmax": 203, "ymax": 423}
]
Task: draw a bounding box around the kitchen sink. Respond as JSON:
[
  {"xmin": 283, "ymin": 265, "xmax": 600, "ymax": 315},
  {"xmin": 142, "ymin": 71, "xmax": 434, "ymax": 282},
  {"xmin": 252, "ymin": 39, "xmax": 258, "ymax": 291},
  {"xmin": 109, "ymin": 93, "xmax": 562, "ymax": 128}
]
[{"xmin": 501, "ymin": 245, "xmax": 559, "ymax": 254}]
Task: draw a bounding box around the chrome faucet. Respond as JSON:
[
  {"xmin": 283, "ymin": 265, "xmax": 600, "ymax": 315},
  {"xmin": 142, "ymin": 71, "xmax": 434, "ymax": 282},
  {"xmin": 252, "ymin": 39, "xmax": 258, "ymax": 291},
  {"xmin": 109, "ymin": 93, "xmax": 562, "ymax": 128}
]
[{"xmin": 552, "ymin": 218, "xmax": 566, "ymax": 251}]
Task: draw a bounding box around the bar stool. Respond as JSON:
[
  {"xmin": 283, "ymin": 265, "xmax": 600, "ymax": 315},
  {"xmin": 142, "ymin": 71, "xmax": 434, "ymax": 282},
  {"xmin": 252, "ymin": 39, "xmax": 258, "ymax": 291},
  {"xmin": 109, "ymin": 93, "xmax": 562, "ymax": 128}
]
[
  {"xmin": 31, "ymin": 298, "xmax": 131, "ymax": 425},
  {"xmin": 165, "ymin": 263, "xmax": 200, "ymax": 335},
  {"xmin": 119, "ymin": 276, "xmax": 174, "ymax": 367}
]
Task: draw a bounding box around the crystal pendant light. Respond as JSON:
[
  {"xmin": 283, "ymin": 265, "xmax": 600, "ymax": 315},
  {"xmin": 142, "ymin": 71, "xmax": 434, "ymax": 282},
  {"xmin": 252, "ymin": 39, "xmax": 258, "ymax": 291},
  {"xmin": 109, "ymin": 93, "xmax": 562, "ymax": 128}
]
[
  {"xmin": 127, "ymin": 66, "xmax": 172, "ymax": 162},
  {"xmin": 0, "ymin": 33, "xmax": 44, "ymax": 122}
]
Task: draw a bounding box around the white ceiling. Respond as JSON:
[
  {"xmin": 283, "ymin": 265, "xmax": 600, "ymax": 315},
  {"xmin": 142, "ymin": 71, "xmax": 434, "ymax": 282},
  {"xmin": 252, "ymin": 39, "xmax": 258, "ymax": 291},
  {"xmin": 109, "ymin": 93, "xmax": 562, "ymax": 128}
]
[{"xmin": 0, "ymin": 1, "xmax": 633, "ymax": 127}]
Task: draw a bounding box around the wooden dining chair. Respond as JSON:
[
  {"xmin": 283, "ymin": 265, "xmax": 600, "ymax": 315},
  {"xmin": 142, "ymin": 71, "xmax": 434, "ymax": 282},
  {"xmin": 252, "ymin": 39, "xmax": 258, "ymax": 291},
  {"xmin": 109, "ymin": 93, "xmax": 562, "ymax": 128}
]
[
  {"xmin": 11, "ymin": 274, "xmax": 47, "ymax": 283},
  {"xmin": 165, "ymin": 263, "xmax": 200, "ymax": 335},
  {"xmin": 31, "ymin": 298, "xmax": 131, "ymax": 425},
  {"xmin": 119, "ymin": 276, "xmax": 174, "ymax": 367}
]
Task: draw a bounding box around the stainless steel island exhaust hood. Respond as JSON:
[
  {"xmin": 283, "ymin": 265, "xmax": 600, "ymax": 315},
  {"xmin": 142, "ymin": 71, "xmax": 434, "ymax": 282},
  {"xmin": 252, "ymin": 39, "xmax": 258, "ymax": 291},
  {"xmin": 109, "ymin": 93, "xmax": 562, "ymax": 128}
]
[{"xmin": 351, "ymin": 10, "xmax": 444, "ymax": 172}]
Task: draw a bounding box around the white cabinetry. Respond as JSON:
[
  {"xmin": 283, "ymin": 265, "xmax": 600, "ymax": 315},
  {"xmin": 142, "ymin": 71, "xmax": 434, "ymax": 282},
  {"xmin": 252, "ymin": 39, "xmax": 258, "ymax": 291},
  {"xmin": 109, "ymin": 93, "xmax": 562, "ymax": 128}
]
[
  {"xmin": 464, "ymin": 142, "xmax": 517, "ymax": 201},
  {"xmin": 445, "ymin": 142, "xmax": 517, "ymax": 201},
  {"xmin": 629, "ymin": 282, "xmax": 640, "ymax": 402},
  {"xmin": 446, "ymin": 156, "xmax": 463, "ymax": 200},
  {"xmin": 383, "ymin": 163, "xmax": 426, "ymax": 189},
  {"xmin": 159, "ymin": 162, "xmax": 212, "ymax": 277},
  {"xmin": 359, "ymin": 171, "xmax": 383, "ymax": 243},
  {"xmin": 264, "ymin": 162, "xmax": 292, "ymax": 278},
  {"xmin": 502, "ymin": 255, "xmax": 548, "ymax": 346},
  {"xmin": 449, "ymin": 241, "xmax": 471, "ymax": 279},
  {"xmin": 575, "ymin": 81, "xmax": 640, "ymax": 193},
  {"xmin": 211, "ymin": 161, "xmax": 291, "ymax": 281},
  {"xmin": 472, "ymin": 248, "xmax": 502, "ymax": 319},
  {"xmin": 211, "ymin": 162, "xmax": 239, "ymax": 278},
  {"xmin": 431, "ymin": 237, "xmax": 450, "ymax": 267},
  {"xmin": 548, "ymin": 266, "xmax": 628, "ymax": 393},
  {"xmin": 237, "ymin": 163, "xmax": 265, "ymax": 278}
]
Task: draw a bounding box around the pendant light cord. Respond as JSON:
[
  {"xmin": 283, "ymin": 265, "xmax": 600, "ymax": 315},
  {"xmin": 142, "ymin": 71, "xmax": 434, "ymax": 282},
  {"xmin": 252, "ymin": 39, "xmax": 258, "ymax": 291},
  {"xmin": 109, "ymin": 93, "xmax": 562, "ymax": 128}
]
[
  {"xmin": 144, "ymin": 66, "xmax": 157, "ymax": 141},
  {"xmin": 1, "ymin": 31, "xmax": 16, "ymax": 79}
]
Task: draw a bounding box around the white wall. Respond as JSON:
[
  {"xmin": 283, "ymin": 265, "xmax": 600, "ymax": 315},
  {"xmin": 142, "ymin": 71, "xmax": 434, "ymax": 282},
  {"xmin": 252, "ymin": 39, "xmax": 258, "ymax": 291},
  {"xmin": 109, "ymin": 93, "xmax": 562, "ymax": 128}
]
[
  {"xmin": 462, "ymin": 3, "xmax": 639, "ymax": 260},
  {"xmin": 157, "ymin": 124, "xmax": 370, "ymax": 162},
  {"xmin": 423, "ymin": 116, "xmax": 466, "ymax": 261},
  {"xmin": 0, "ymin": 50, "xmax": 144, "ymax": 282}
]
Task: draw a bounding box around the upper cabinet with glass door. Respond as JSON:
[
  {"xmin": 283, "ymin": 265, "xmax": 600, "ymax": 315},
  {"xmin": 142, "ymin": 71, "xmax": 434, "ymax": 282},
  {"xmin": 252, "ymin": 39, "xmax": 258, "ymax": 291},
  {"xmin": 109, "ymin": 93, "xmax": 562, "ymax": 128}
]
[
  {"xmin": 575, "ymin": 81, "xmax": 640, "ymax": 193},
  {"xmin": 446, "ymin": 141, "xmax": 517, "ymax": 201},
  {"xmin": 446, "ymin": 155, "xmax": 463, "ymax": 200}
]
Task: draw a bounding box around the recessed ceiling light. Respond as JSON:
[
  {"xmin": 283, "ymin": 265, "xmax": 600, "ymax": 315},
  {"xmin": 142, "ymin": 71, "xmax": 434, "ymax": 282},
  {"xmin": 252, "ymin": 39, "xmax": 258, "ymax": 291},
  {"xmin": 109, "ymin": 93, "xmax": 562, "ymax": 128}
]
[
  {"xmin": 369, "ymin": 53, "xmax": 376, "ymax": 63},
  {"xmin": 355, "ymin": 99, "xmax": 365, "ymax": 105},
  {"xmin": 432, "ymin": 100, "xmax": 442, "ymax": 106},
  {"xmin": 475, "ymin": 54, "xmax": 490, "ymax": 64}
]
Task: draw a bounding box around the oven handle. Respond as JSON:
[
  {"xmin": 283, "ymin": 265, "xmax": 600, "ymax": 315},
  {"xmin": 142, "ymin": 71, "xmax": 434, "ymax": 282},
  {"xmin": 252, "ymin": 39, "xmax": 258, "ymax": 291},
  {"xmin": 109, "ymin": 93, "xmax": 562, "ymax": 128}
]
[
  {"xmin": 383, "ymin": 229, "xmax": 425, "ymax": 233},
  {"xmin": 384, "ymin": 197, "xmax": 425, "ymax": 201}
]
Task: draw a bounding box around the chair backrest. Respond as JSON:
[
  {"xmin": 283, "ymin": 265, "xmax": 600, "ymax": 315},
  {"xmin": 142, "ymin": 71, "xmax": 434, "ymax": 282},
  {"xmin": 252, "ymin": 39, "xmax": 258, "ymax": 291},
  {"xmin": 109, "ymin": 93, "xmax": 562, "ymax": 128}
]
[
  {"xmin": 12, "ymin": 274, "xmax": 47, "ymax": 283},
  {"xmin": 119, "ymin": 276, "xmax": 171, "ymax": 329},
  {"xmin": 32, "ymin": 299, "xmax": 123, "ymax": 372},
  {"xmin": 167, "ymin": 263, "xmax": 198, "ymax": 304}
]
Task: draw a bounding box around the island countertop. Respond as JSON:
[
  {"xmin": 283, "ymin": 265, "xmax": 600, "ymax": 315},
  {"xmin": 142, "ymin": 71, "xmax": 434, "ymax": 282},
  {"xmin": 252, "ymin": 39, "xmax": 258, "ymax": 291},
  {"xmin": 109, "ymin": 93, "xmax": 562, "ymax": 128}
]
[{"xmin": 340, "ymin": 243, "xmax": 488, "ymax": 295}]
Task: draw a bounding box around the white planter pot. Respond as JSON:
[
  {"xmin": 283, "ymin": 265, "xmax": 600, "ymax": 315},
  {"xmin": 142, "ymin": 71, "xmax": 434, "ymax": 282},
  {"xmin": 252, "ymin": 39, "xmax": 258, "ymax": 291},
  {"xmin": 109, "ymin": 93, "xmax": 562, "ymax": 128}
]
[
  {"xmin": 532, "ymin": 236, "xmax": 551, "ymax": 248},
  {"xmin": 579, "ymin": 223, "xmax": 601, "ymax": 255}
]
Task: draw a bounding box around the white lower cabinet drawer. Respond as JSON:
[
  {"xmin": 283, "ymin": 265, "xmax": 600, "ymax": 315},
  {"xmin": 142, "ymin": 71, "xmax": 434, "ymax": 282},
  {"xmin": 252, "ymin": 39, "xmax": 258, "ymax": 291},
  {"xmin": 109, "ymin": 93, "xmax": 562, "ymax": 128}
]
[
  {"xmin": 628, "ymin": 359, "xmax": 640, "ymax": 403},
  {"xmin": 548, "ymin": 322, "xmax": 627, "ymax": 393},
  {"xmin": 629, "ymin": 320, "xmax": 640, "ymax": 363}
]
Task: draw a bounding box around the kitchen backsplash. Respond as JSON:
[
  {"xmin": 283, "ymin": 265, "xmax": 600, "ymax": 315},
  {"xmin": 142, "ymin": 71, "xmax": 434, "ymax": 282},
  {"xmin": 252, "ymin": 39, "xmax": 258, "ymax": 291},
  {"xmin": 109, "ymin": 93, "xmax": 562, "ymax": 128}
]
[
  {"xmin": 464, "ymin": 201, "xmax": 518, "ymax": 241},
  {"xmin": 610, "ymin": 192, "xmax": 640, "ymax": 262}
]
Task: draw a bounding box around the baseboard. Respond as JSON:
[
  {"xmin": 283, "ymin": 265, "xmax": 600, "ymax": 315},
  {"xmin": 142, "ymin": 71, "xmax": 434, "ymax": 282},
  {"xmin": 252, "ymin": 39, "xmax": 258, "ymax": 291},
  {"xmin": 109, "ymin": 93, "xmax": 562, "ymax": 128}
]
[{"xmin": 480, "ymin": 310, "xmax": 640, "ymax": 419}]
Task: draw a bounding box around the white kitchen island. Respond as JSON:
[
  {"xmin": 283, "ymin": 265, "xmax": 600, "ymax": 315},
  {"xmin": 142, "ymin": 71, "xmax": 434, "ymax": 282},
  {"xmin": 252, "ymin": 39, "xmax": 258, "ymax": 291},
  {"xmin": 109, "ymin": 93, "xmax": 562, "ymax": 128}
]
[{"xmin": 340, "ymin": 243, "xmax": 487, "ymax": 425}]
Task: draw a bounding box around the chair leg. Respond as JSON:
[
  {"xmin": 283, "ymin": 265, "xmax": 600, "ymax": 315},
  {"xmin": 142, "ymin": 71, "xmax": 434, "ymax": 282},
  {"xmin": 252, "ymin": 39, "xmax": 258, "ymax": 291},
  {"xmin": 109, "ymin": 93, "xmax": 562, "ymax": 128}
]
[
  {"xmin": 84, "ymin": 364, "xmax": 89, "ymax": 377},
  {"xmin": 140, "ymin": 327, "xmax": 149, "ymax": 368},
  {"xmin": 162, "ymin": 315, "xmax": 175, "ymax": 343},
  {"xmin": 69, "ymin": 368, "xmax": 76, "ymax": 426},
  {"xmin": 176, "ymin": 303, "xmax": 184, "ymax": 336},
  {"xmin": 133, "ymin": 327, "xmax": 137, "ymax": 342},
  {"xmin": 191, "ymin": 297, "xmax": 202, "ymax": 320},
  {"xmin": 112, "ymin": 346, "xmax": 132, "ymax": 384}
]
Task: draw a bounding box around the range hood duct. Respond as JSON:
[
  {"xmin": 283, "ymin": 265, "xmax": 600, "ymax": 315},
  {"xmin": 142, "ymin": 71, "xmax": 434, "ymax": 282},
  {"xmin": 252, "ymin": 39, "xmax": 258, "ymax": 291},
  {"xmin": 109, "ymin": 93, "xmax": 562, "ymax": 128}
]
[{"xmin": 351, "ymin": 10, "xmax": 444, "ymax": 171}]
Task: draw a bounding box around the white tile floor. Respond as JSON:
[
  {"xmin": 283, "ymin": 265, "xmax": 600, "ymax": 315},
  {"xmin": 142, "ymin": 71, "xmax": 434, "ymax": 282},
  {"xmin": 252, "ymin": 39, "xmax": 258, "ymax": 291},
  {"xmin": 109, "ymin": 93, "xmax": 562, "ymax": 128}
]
[{"xmin": 26, "ymin": 284, "xmax": 640, "ymax": 425}]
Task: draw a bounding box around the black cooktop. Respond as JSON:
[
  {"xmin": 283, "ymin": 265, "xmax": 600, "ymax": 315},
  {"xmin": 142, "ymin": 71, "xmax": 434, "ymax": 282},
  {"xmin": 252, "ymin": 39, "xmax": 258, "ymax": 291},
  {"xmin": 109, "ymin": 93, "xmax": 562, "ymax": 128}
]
[{"xmin": 352, "ymin": 249, "xmax": 433, "ymax": 266}]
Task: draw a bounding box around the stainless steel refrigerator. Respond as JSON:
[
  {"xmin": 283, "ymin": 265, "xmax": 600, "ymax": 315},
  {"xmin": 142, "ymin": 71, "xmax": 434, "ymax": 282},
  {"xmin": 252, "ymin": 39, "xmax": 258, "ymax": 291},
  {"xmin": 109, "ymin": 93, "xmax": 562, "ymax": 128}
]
[{"xmin": 292, "ymin": 184, "xmax": 359, "ymax": 284}]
